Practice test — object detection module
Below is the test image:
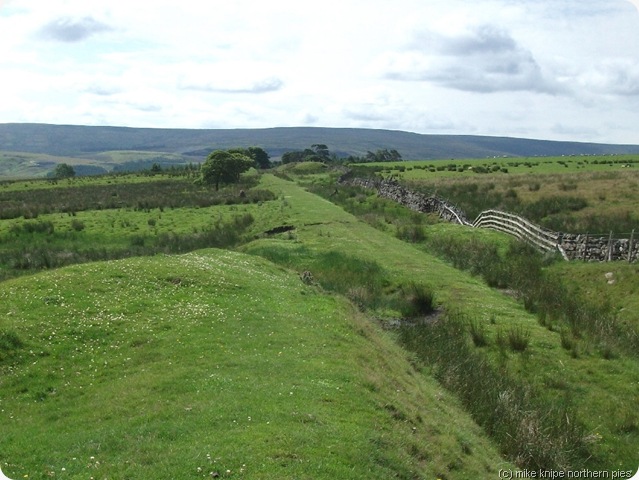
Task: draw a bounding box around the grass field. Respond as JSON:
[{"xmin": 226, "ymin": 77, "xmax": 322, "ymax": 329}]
[
  {"xmin": 246, "ymin": 174, "xmax": 639, "ymax": 471},
  {"xmin": 353, "ymin": 156, "xmax": 639, "ymax": 234},
  {"xmin": 0, "ymin": 250, "xmax": 513, "ymax": 479},
  {"xmin": 0, "ymin": 150, "xmax": 193, "ymax": 179},
  {"xmin": 1, "ymin": 165, "xmax": 638, "ymax": 477},
  {"xmin": 0, "ymin": 171, "xmax": 516, "ymax": 479}
]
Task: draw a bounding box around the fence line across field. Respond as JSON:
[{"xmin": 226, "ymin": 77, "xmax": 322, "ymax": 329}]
[{"xmin": 340, "ymin": 175, "xmax": 638, "ymax": 263}]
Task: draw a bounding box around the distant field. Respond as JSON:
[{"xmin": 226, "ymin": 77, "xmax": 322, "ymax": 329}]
[
  {"xmin": 357, "ymin": 154, "xmax": 639, "ymax": 176},
  {"xmin": 354, "ymin": 155, "xmax": 639, "ymax": 234},
  {"xmin": 0, "ymin": 150, "xmax": 195, "ymax": 179}
]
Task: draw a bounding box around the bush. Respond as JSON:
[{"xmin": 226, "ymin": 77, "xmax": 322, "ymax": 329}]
[
  {"xmin": 398, "ymin": 282, "xmax": 436, "ymax": 317},
  {"xmin": 396, "ymin": 224, "xmax": 426, "ymax": 243},
  {"xmin": 21, "ymin": 220, "xmax": 55, "ymax": 234},
  {"xmin": 507, "ymin": 326, "xmax": 531, "ymax": 352},
  {"xmin": 71, "ymin": 219, "xmax": 85, "ymax": 231},
  {"xmin": 129, "ymin": 235, "xmax": 146, "ymax": 247},
  {"xmin": 0, "ymin": 329, "xmax": 23, "ymax": 352}
]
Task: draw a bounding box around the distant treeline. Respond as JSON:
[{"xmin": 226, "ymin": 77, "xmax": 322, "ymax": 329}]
[{"xmin": 280, "ymin": 145, "xmax": 403, "ymax": 164}]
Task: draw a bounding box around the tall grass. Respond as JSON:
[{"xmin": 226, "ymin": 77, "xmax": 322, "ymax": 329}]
[
  {"xmin": 312, "ymin": 176, "xmax": 638, "ymax": 356},
  {"xmin": 398, "ymin": 312, "xmax": 589, "ymax": 470},
  {"xmin": 0, "ymin": 176, "xmax": 274, "ymax": 220},
  {"xmin": 0, "ymin": 328, "xmax": 24, "ymax": 363},
  {"xmin": 425, "ymin": 236, "xmax": 639, "ymax": 356},
  {"xmin": 246, "ymin": 245, "xmax": 438, "ymax": 319},
  {"xmin": 0, "ymin": 213, "xmax": 255, "ymax": 280}
]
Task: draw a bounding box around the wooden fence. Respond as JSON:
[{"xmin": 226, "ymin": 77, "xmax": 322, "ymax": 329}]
[{"xmin": 340, "ymin": 176, "xmax": 637, "ymax": 263}]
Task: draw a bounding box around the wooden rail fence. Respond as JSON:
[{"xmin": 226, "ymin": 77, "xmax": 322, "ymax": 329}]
[{"xmin": 340, "ymin": 176, "xmax": 637, "ymax": 263}]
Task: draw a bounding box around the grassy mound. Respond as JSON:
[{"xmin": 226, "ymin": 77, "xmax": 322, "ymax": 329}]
[{"xmin": 0, "ymin": 249, "xmax": 511, "ymax": 479}]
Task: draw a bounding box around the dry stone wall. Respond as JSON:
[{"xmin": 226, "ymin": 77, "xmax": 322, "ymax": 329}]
[
  {"xmin": 345, "ymin": 177, "xmax": 470, "ymax": 225},
  {"xmin": 341, "ymin": 176, "xmax": 637, "ymax": 263},
  {"xmin": 558, "ymin": 233, "xmax": 638, "ymax": 263}
]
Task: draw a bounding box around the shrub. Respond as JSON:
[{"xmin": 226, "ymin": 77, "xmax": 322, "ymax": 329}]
[
  {"xmin": 22, "ymin": 220, "xmax": 55, "ymax": 234},
  {"xmin": 0, "ymin": 329, "xmax": 25, "ymax": 363},
  {"xmin": 129, "ymin": 235, "xmax": 146, "ymax": 247},
  {"xmin": 560, "ymin": 329, "xmax": 576, "ymax": 351},
  {"xmin": 398, "ymin": 282, "xmax": 436, "ymax": 317},
  {"xmin": 396, "ymin": 224, "xmax": 426, "ymax": 243},
  {"xmin": 70, "ymin": 219, "xmax": 85, "ymax": 231},
  {"xmin": 0, "ymin": 329, "xmax": 24, "ymax": 352}
]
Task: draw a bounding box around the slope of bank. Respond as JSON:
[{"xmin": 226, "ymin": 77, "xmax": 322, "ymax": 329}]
[{"xmin": 0, "ymin": 249, "xmax": 512, "ymax": 479}]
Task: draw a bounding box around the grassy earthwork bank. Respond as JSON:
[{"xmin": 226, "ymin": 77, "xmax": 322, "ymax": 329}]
[
  {"xmin": 0, "ymin": 170, "xmax": 514, "ymax": 479},
  {"xmin": 1, "ymin": 162, "xmax": 638, "ymax": 477},
  {"xmin": 248, "ymin": 173, "xmax": 639, "ymax": 472}
]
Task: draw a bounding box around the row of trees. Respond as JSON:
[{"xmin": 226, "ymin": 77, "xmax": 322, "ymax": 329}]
[
  {"xmin": 345, "ymin": 148, "xmax": 402, "ymax": 163},
  {"xmin": 48, "ymin": 144, "xmax": 403, "ymax": 189},
  {"xmin": 281, "ymin": 144, "xmax": 334, "ymax": 164},
  {"xmin": 281, "ymin": 146, "xmax": 403, "ymax": 165}
]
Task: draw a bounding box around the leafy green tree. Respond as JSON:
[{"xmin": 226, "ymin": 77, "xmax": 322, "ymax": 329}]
[
  {"xmin": 281, "ymin": 151, "xmax": 306, "ymax": 164},
  {"xmin": 311, "ymin": 144, "xmax": 330, "ymax": 159},
  {"xmin": 201, "ymin": 150, "xmax": 254, "ymax": 190},
  {"xmin": 281, "ymin": 145, "xmax": 334, "ymax": 164},
  {"xmin": 247, "ymin": 146, "xmax": 271, "ymax": 169},
  {"xmin": 363, "ymin": 149, "xmax": 403, "ymax": 163},
  {"xmin": 228, "ymin": 146, "xmax": 271, "ymax": 169},
  {"xmin": 53, "ymin": 163, "xmax": 75, "ymax": 179}
]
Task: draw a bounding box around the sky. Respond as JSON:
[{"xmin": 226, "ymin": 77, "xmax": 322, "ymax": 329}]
[{"xmin": 1, "ymin": 0, "xmax": 639, "ymax": 144}]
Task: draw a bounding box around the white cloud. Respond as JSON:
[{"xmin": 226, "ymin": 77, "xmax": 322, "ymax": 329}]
[
  {"xmin": 382, "ymin": 25, "xmax": 563, "ymax": 94},
  {"xmin": 36, "ymin": 16, "xmax": 114, "ymax": 42},
  {"xmin": 1, "ymin": 0, "xmax": 639, "ymax": 143}
]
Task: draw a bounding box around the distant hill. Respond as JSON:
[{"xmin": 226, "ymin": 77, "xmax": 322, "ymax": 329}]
[{"xmin": 1, "ymin": 123, "xmax": 639, "ymax": 177}]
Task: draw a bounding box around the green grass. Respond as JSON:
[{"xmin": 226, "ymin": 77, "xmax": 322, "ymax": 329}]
[
  {"xmin": 2, "ymin": 168, "xmax": 638, "ymax": 476},
  {"xmin": 353, "ymin": 156, "xmax": 639, "ymax": 233},
  {"xmin": 548, "ymin": 261, "xmax": 639, "ymax": 331},
  {"xmin": 257, "ymin": 172, "xmax": 639, "ymax": 470},
  {"xmin": 0, "ymin": 173, "xmax": 274, "ymax": 280},
  {"xmin": 0, "ymin": 249, "xmax": 512, "ymax": 479}
]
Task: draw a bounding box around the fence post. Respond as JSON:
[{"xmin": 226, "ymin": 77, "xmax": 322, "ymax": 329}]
[
  {"xmin": 629, "ymin": 229, "xmax": 636, "ymax": 264},
  {"xmin": 607, "ymin": 231, "xmax": 613, "ymax": 262}
]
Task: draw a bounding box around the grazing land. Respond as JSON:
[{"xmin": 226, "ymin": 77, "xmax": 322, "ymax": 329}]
[
  {"xmin": 0, "ymin": 158, "xmax": 638, "ymax": 478},
  {"xmin": 354, "ymin": 155, "xmax": 639, "ymax": 233}
]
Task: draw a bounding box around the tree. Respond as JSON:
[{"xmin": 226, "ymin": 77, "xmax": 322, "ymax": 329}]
[
  {"xmin": 281, "ymin": 144, "xmax": 333, "ymax": 164},
  {"xmin": 227, "ymin": 146, "xmax": 271, "ymax": 169},
  {"xmin": 201, "ymin": 150, "xmax": 255, "ymax": 190},
  {"xmin": 247, "ymin": 146, "xmax": 271, "ymax": 169},
  {"xmin": 53, "ymin": 163, "xmax": 75, "ymax": 179},
  {"xmin": 311, "ymin": 144, "xmax": 330, "ymax": 159},
  {"xmin": 362, "ymin": 149, "xmax": 403, "ymax": 163},
  {"xmin": 281, "ymin": 150, "xmax": 306, "ymax": 164}
]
